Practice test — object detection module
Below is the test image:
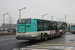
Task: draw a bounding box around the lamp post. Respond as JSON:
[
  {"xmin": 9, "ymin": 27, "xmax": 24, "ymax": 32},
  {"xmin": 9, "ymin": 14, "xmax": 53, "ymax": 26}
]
[
  {"xmin": 19, "ymin": 7, "xmax": 26, "ymax": 20},
  {"xmin": 51, "ymin": 16, "xmax": 54, "ymax": 20},
  {"xmin": 61, "ymin": 18, "xmax": 64, "ymax": 21},
  {"xmin": 65, "ymin": 14, "xmax": 66, "ymax": 22},
  {"xmin": 56, "ymin": 18, "xmax": 64, "ymax": 21},
  {"xmin": 42, "ymin": 14, "xmax": 47, "ymax": 19},
  {"xmin": 56, "ymin": 18, "xmax": 61, "ymax": 21},
  {"xmin": 3, "ymin": 13, "xmax": 9, "ymax": 31},
  {"xmin": 8, "ymin": 14, "xmax": 11, "ymax": 29}
]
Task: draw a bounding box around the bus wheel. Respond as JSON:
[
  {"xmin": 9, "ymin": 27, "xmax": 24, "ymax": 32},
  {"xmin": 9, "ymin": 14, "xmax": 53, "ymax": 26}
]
[
  {"xmin": 44, "ymin": 34, "xmax": 48, "ymax": 41},
  {"xmin": 41, "ymin": 33, "xmax": 43, "ymax": 40},
  {"xmin": 59, "ymin": 32, "xmax": 62, "ymax": 37},
  {"xmin": 72, "ymin": 32, "xmax": 75, "ymax": 34}
]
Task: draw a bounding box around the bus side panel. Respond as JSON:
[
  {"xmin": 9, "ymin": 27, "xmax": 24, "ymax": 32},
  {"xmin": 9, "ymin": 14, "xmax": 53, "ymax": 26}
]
[{"xmin": 16, "ymin": 20, "xmax": 18, "ymax": 32}]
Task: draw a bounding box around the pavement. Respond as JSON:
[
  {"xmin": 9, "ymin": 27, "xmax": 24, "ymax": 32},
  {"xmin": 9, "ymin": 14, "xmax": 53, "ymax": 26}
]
[
  {"xmin": 0, "ymin": 35, "xmax": 38, "ymax": 50},
  {"xmin": 13, "ymin": 32, "xmax": 75, "ymax": 50},
  {"xmin": 0, "ymin": 32, "xmax": 75, "ymax": 50},
  {"xmin": 13, "ymin": 43, "xmax": 75, "ymax": 50},
  {"xmin": 13, "ymin": 45, "xmax": 75, "ymax": 50}
]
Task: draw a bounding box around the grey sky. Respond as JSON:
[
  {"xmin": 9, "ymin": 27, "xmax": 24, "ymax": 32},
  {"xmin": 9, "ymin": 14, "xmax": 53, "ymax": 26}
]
[{"xmin": 0, "ymin": 0, "xmax": 75, "ymax": 25}]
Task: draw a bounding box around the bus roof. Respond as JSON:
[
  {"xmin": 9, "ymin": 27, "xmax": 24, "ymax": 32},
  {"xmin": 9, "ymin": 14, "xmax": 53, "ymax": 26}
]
[
  {"xmin": 18, "ymin": 18, "xmax": 66, "ymax": 23},
  {"xmin": 33, "ymin": 18, "xmax": 66, "ymax": 23}
]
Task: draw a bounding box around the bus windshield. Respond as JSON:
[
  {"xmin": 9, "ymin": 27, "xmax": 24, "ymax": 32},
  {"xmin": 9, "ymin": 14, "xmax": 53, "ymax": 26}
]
[
  {"xmin": 18, "ymin": 19, "xmax": 31, "ymax": 24},
  {"xmin": 71, "ymin": 25, "xmax": 75, "ymax": 27}
]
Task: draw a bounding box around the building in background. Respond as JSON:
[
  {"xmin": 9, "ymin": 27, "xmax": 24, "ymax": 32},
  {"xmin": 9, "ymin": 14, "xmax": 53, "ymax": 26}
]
[{"xmin": 0, "ymin": 24, "xmax": 16, "ymax": 34}]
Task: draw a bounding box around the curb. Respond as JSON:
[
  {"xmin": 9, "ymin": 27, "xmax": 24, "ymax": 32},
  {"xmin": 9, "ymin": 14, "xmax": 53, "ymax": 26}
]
[{"xmin": 0, "ymin": 32, "xmax": 15, "ymax": 35}]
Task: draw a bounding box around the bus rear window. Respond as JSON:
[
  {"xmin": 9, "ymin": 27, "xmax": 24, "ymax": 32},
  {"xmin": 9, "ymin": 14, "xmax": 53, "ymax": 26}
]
[{"xmin": 18, "ymin": 19, "xmax": 31, "ymax": 24}]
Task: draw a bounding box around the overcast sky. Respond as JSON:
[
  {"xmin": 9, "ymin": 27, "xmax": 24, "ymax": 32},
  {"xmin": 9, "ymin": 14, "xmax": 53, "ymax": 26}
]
[{"xmin": 0, "ymin": 0, "xmax": 75, "ymax": 25}]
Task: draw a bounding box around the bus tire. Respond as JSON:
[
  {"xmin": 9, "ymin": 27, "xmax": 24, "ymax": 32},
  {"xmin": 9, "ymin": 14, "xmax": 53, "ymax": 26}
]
[
  {"xmin": 44, "ymin": 34, "xmax": 48, "ymax": 41},
  {"xmin": 41, "ymin": 33, "xmax": 43, "ymax": 40},
  {"xmin": 72, "ymin": 32, "xmax": 75, "ymax": 34},
  {"xmin": 59, "ymin": 32, "xmax": 62, "ymax": 37}
]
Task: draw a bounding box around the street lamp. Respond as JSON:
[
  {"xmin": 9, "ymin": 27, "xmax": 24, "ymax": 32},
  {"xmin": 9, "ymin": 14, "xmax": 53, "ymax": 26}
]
[
  {"xmin": 65, "ymin": 14, "xmax": 66, "ymax": 22},
  {"xmin": 56, "ymin": 18, "xmax": 64, "ymax": 21},
  {"xmin": 19, "ymin": 7, "xmax": 26, "ymax": 20},
  {"xmin": 8, "ymin": 14, "xmax": 11, "ymax": 29},
  {"xmin": 3, "ymin": 13, "xmax": 9, "ymax": 30},
  {"xmin": 56, "ymin": 18, "xmax": 61, "ymax": 21},
  {"xmin": 61, "ymin": 18, "xmax": 64, "ymax": 21},
  {"xmin": 42, "ymin": 14, "xmax": 47, "ymax": 19},
  {"xmin": 51, "ymin": 16, "xmax": 54, "ymax": 20}
]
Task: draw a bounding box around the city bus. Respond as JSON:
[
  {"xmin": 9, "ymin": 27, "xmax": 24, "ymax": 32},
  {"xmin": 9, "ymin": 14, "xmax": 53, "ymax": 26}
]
[
  {"xmin": 16, "ymin": 18, "xmax": 67, "ymax": 40},
  {"xmin": 70, "ymin": 25, "xmax": 75, "ymax": 34}
]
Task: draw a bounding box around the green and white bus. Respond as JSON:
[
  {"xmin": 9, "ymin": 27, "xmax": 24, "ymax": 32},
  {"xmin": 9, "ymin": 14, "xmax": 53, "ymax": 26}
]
[
  {"xmin": 16, "ymin": 18, "xmax": 67, "ymax": 40},
  {"xmin": 70, "ymin": 25, "xmax": 75, "ymax": 34}
]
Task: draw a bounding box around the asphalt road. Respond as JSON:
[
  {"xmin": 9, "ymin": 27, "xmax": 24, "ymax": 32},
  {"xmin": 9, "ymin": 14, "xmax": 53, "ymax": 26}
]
[
  {"xmin": 0, "ymin": 32, "xmax": 75, "ymax": 50},
  {"xmin": 0, "ymin": 35, "xmax": 35, "ymax": 50}
]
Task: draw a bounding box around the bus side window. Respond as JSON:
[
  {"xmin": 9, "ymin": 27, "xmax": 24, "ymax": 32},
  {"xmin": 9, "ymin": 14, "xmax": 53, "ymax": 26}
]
[
  {"xmin": 37, "ymin": 20, "xmax": 43, "ymax": 31},
  {"xmin": 48, "ymin": 22, "xmax": 57, "ymax": 30},
  {"xmin": 44, "ymin": 22, "xmax": 48, "ymax": 31},
  {"xmin": 43, "ymin": 21, "xmax": 50, "ymax": 31}
]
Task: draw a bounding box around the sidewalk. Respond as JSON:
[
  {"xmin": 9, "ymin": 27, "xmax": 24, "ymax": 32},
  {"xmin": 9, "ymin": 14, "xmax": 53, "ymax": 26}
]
[{"xmin": 0, "ymin": 32, "xmax": 15, "ymax": 36}]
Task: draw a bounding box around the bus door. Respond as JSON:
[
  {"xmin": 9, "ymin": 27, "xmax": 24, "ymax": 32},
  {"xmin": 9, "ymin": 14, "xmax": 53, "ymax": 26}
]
[
  {"xmin": 48, "ymin": 22, "xmax": 57, "ymax": 34},
  {"xmin": 51, "ymin": 22, "xmax": 59, "ymax": 34}
]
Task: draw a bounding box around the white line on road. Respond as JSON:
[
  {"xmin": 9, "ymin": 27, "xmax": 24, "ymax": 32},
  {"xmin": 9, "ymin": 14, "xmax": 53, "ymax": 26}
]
[
  {"xmin": 13, "ymin": 46, "xmax": 75, "ymax": 50},
  {"xmin": 0, "ymin": 38, "xmax": 16, "ymax": 41}
]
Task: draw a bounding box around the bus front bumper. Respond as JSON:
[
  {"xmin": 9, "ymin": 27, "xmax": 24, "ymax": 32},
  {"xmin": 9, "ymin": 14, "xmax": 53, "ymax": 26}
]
[
  {"xmin": 16, "ymin": 35, "xmax": 41, "ymax": 40},
  {"xmin": 70, "ymin": 30, "xmax": 75, "ymax": 32}
]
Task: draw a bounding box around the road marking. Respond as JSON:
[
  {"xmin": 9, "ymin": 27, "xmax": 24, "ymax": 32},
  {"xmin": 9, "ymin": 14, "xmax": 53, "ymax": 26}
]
[
  {"xmin": 12, "ymin": 42, "xmax": 75, "ymax": 50},
  {"xmin": 0, "ymin": 38, "xmax": 15, "ymax": 41},
  {"xmin": 38, "ymin": 43, "xmax": 75, "ymax": 47},
  {"xmin": 13, "ymin": 48, "xmax": 48, "ymax": 50},
  {"xmin": 13, "ymin": 42, "xmax": 75, "ymax": 50},
  {"xmin": 13, "ymin": 46, "xmax": 75, "ymax": 50}
]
